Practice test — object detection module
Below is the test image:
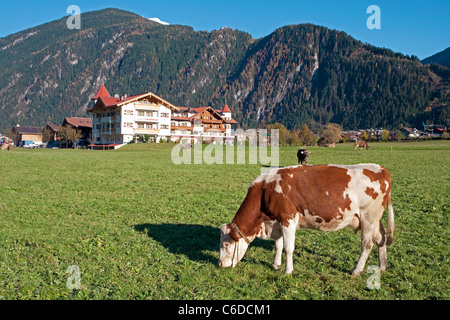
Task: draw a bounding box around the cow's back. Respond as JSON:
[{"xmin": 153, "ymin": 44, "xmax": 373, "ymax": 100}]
[{"xmin": 254, "ymin": 164, "xmax": 391, "ymax": 231}]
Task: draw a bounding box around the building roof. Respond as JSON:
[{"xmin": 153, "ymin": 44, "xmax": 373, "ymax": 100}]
[
  {"xmin": 14, "ymin": 126, "xmax": 43, "ymax": 135},
  {"xmin": 221, "ymin": 104, "xmax": 231, "ymax": 113},
  {"xmin": 173, "ymin": 105, "xmax": 238, "ymax": 124},
  {"xmin": 91, "ymin": 84, "xmax": 111, "ymax": 100},
  {"xmin": 89, "ymin": 86, "xmax": 180, "ymax": 112},
  {"xmin": 64, "ymin": 117, "xmax": 93, "ymax": 128},
  {"xmin": 46, "ymin": 124, "xmax": 61, "ymax": 131}
]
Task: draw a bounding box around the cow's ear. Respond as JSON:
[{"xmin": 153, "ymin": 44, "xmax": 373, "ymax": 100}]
[{"xmin": 220, "ymin": 223, "xmax": 230, "ymax": 235}]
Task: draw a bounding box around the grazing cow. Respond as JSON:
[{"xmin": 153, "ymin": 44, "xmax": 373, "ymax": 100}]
[
  {"xmin": 219, "ymin": 163, "xmax": 394, "ymax": 276},
  {"xmin": 1, "ymin": 143, "xmax": 12, "ymax": 151},
  {"xmin": 354, "ymin": 140, "xmax": 369, "ymax": 150},
  {"xmin": 297, "ymin": 148, "xmax": 310, "ymax": 164}
]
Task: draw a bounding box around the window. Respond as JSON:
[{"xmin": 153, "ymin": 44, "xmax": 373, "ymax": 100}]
[
  {"xmin": 161, "ymin": 113, "xmax": 169, "ymax": 118},
  {"xmin": 161, "ymin": 124, "xmax": 168, "ymax": 129},
  {"xmin": 138, "ymin": 111, "xmax": 145, "ymax": 117}
]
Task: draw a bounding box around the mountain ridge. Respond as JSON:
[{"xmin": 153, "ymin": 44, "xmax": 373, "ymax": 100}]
[
  {"xmin": 422, "ymin": 47, "xmax": 450, "ymax": 69},
  {"xmin": 0, "ymin": 8, "xmax": 448, "ymax": 132}
]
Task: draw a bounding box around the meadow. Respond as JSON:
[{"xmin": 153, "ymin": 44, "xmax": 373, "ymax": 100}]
[{"xmin": 0, "ymin": 140, "xmax": 448, "ymax": 300}]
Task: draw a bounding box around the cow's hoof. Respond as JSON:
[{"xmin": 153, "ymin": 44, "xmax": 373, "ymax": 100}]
[
  {"xmin": 284, "ymin": 269, "xmax": 294, "ymax": 275},
  {"xmin": 272, "ymin": 264, "xmax": 280, "ymax": 270},
  {"xmin": 350, "ymin": 269, "xmax": 361, "ymax": 277}
]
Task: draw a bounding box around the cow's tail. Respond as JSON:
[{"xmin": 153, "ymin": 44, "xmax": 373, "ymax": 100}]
[{"xmin": 386, "ymin": 195, "xmax": 395, "ymax": 246}]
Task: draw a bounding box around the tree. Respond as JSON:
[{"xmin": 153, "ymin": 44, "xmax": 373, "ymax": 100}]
[
  {"xmin": 58, "ymin": 125, "xmax": 82, "ymax": 148},
  {"xmin": 285, "ymin": 131, "xmax": 300, "ymax": 146},
  {"xmin": 3, "ymin": 128, "xmax": 19, "ymax": 145},
  {"xmin": 443, "ymin": 131, "xmax": 449, "ymax": 140},
  {"xmin": 361, "ymin": 131, "xmax": 368, "ymax": 141},
  {"xmin": 395, "ymin": 130, "xmax": 404, "ymax": 141},
  {"xmin": 42, "ymin": 127, "xmax": 53, "ymax": 143},
  {"xmin": 266, "ymin": 122, "xmax": 289, "ymax": 146},
  {"xmin": 321, "ymin": 123, "xmax": 342, "ymax": 144},
  {"xmin": 298, "ymin": 124, "xmax": 315, "ymax": 146},
  {"xmin": 382, "ymin": 129, "xmax": 390, "ymax": 141}
]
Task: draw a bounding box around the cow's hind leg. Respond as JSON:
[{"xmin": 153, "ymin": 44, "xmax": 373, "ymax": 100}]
[
  {"xmin": 375, "ymin": 221, "xmax": 388, "ymax": 272},
  {"xmin": 351, "ymin": 216, "xmax": 375, "ymax": 277}
]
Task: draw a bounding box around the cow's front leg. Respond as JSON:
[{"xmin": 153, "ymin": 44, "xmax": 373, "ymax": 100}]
[
  {"xmin": 272, "ymin": 236, "xmax": 283, "ymax": 270},
  {"xmin": 282, "ymin": 216, "xmax": 298, "ymax": 274}
]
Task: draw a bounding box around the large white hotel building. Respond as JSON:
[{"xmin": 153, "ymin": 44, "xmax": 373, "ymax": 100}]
[{"xmin": 88, "ymin": 85, "xmax": 237, "ymax": 148}]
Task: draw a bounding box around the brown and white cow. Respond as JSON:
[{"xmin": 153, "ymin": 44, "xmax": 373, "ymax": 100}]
[
  {"xmin": 1, "ymin": 143, "xmax": 12, "ymax": 151},
  {"xmin": 354, "ymin": 140, "xmax": 369, "ymax": 150},
  {"xmin": 219, "ymin": 163, "xmax": 394, "ymax": 276}
]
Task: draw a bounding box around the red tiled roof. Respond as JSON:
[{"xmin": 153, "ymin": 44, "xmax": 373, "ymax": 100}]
[
  {"xmin": 191, "ymin": 107, "xmax": 210, "ymax": 114},
  {"xmin": 91, "ymin": 85, "xmax": 111, "ymax": 100},
  {"xmin": 64, "ymin": 117, "xmax": 93, "ymax": 128},
  {"xmin": 221, "ymin": 104, "xmax": 231, "ymax": 113},
  {"xmin": 99, "ymin": 96, "xmax": 121, "ymax": 107}
]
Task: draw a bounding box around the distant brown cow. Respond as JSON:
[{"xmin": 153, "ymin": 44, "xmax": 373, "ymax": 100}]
[
  {"xmin": 354, "ymin": 140, "xmax": 369, "ymax": 150},
  {"xmin": 1, "ymin": 143, "xmax": 12, "ymax": 151}
]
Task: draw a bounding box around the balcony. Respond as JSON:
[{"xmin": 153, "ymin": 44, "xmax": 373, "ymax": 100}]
[
  {"xmin": 135, "ymin": 116, "xmax": 159, "ymax": 122},
  {"xmin": 203, "ymin": 127, "xmax": 226, "ymax": 133},
  {"xmin": 134, "ymin": 128, "xmax": 160, "ymax": 135},
  {"xmin": 134, "ymin": 101, "xmax": 160, "ymax": 110},
  {"xmin": 171, "ymin": 125, "xmax": 193, "ymax": 131}
]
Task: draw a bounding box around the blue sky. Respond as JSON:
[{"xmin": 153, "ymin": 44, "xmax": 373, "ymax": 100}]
[{"xmin": 1, "ymin": 0, "xmax": 449, "ymax": 59}]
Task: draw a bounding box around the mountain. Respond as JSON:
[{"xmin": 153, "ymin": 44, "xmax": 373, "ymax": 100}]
[
  {"xmin": 422, "ymin": 47, "xmax": 450, "ymax": 69},
  {"xmin": 0, "ymin": 8, "xmax": 448, "ymax": 132}
]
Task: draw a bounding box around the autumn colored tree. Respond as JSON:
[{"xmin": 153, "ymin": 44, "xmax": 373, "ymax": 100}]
[
  {"xmin": 266, "ymin": 122, "xmax": 289, "ymax": 146},
  {"xmin": 321, "ymin": 123, "xmax": 342, "ymax": 144},
  {"xmin": 382, "ymin": 129, "xmax": 390, "ymax": 141},
  {"xmin": 58, "ymin": 125, "xmax": 82, "ymax": 148},
  {"xmin": 361, "ymin": 131, "xmax": 369, "ymax": 141},
  {"xmin": 298, "ymin": 124, "xmax": 315, "ymax": 146}
]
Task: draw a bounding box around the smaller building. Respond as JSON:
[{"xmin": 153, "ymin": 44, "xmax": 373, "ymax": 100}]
[
  {"xmin": 12, "ymin": 126, "xmax": 43, "ymax": 146},
  {"xmin": 44, "ymin": 124, "xmax": 61, "ymax": 142},
  {"xmin": 62, "ymin": 117, "xmax": 93, "ymax": 140},
  {"xmin": 400, "ymin": 127, "xmax": 420, "ymax": 139}
]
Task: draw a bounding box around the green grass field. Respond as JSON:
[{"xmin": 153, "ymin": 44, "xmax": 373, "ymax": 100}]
[{"xmin": 0, "ymin": 140, "xmax": 448, "ymax": 300}]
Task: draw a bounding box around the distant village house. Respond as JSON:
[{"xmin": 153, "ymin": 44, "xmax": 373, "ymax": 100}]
[{"xmin": 12, "ymin": 126, "xmax": 43, "ymax": 147}]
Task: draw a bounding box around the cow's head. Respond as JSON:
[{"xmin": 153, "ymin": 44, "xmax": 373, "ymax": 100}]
[{"xmin": 218, "ymin": 223, "xmax": 250, "ymax": 268}]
